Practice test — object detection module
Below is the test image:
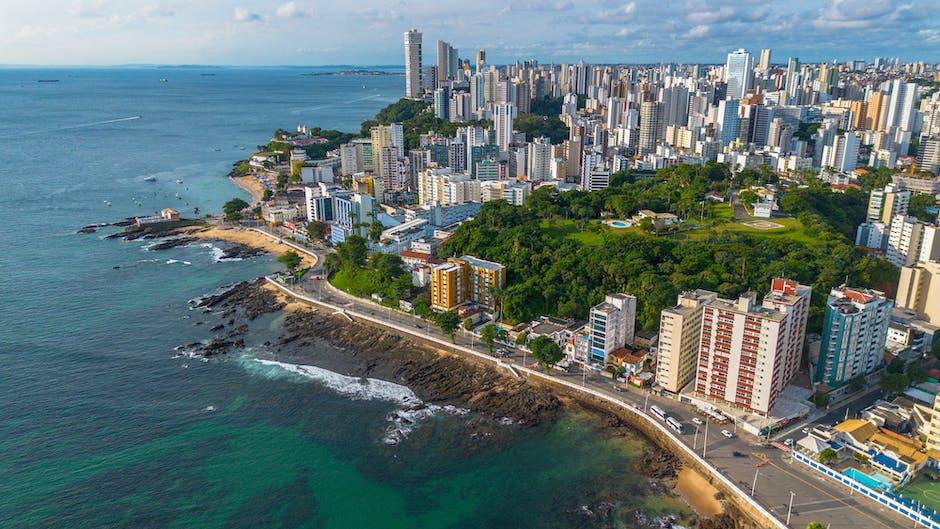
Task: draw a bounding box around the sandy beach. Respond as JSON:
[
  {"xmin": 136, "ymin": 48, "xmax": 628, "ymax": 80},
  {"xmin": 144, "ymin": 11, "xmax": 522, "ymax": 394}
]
[
  {"xmin": 230, "ymin": 175, "xmax": 266, "ymax": 204},
  {"xmin": 674, "ymin": 467, "xmax": 723, "ymax": 517},
  {"xmin": 182, "ymin": 226, "xmax": 317, "ymax": 267}
]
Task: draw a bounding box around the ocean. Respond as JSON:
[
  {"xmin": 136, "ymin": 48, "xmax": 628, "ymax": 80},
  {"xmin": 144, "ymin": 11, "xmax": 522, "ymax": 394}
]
[{"xmin": 0, "ymin": 67, "xmax": 689, "ymax": 528}]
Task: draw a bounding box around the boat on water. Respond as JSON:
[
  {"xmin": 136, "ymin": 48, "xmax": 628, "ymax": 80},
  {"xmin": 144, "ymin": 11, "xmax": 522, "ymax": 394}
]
[
  {"xmin": 175, "ymin": 179, "xmax": 183, "ymax": 184},
  {"xmin": 38, "ymin": 79, "xmax": 60, "ymax": 83},
  {"xmin": 159, "ymin": 78, "xmax": 168, "ymax": 83},
  {"xmin": 143, "ymin": 176, "xmax": 157, "ymax": 182}
]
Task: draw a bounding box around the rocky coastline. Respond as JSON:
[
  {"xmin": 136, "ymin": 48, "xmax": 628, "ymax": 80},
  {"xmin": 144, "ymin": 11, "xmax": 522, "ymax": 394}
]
[{"xmin": 179, "ymin": 279, "xmax": 756, "ymax": 529}]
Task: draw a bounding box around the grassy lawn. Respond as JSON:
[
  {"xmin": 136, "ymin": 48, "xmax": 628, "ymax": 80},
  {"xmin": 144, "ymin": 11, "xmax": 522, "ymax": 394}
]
[
  {"xmin": 539, "ymin": 218, "xmax": 609, "ymax": 246},
  {"xmin": 330, "ymin": 266, "xmax": 378, "ymax": 296},
  {"xmin": 684, "ymin": 216, "xmax": 817, "ymax": 244},
  {"xmin": 898, "ymin": 475, "xmax": 940, "ymax": 512}
]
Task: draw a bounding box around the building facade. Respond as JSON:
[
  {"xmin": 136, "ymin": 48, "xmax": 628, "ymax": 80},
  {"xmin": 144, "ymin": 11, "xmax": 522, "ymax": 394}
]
[
  {"xmin": 656, "ymin": 290, "xmax": 717, "ymax": 394},
  {"xmin": 814, "ymin": 286, "xmax": 893, "ymax": 388},
  {"xmin": 588, "ymin": 293, "xmax": 637, "ymax": 364}
]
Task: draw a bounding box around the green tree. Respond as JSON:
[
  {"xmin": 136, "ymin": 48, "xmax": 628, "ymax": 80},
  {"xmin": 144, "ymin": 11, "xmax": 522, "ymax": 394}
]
[
  {"xmin": 886, "ymin": 356, "xmax": 905, "ymax": 374},
  {"xmin": 515, "ymin": 330, "xmax": 529, "ymax": 347},
  {"xmin": 818, "ymin": 448, "xmax": 837, "ymax": 465},
  {"xmin": 462, "ymin": 318, "xmax": 474, "ymax": 332},
  {"xmin": 435, "ymin": 311, "xmax": 460, "ymax": 342},
  {"xmin": 306, "ymin": 220, "xmax": 327, "ymax": 240},
  {"xmin": 806, "ymin": 523, "xmax": 825, "ymax": 529},
  {"xmin": 262, "ymin": 189, "xmax": 274, "ymax": 201},
  {"xmin": 907, "ymin": 363, "xmax": 929, "ymax": 384},
  {"xmin": 222, "ymin": 198, "xmax": 249, "ymax": 221},
  {"xmin": 880, "ymin": 372, "xmax": 910, "ymax": 393},
  {"xmin": 278, "ymin": 250, "xmax": 302, "ymax": 271},
  {"xmin": 529, "ymin": 335, "xmax": 564, "ymax": 371},
  {"xmin": 849, "ymin": 375, "xmax": 866, "ymax": 392},
  {"xmin": 480, "ymin": 323, "xmax": 500, "ymax": 353},
  {"xmin": 369, "ymin": 221, "xmax": 384, "ymax": 243}
]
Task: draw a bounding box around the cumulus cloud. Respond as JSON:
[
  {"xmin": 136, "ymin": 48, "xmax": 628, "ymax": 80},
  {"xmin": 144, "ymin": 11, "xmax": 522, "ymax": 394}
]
[
  {"xmin": 276, "ymin": 2, "xmax": 310, "ymax": 18},
  {"xmin": 67, "ymin": 0, "xmax": 108, "ymax": 18},
  {"xmin": 234, "ymin": 7, "xmax": 262, "ymax": 22},
  {"xmin": 515, "ymin": 1, "xmax": 575, "ymax": 11},
  {"xmin": 812, "ymin": 0, "xmax": 911, "ymax": 29}
]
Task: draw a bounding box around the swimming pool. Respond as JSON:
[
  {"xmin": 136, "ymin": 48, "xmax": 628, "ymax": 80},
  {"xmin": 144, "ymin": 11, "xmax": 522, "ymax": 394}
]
[
  {"xmin": 844, "ymin": 468, "xmax": 895, "ymax": 491},
  {"xmin": 608, "ymin": 220, "xmax": 630, "ymax": 228}
]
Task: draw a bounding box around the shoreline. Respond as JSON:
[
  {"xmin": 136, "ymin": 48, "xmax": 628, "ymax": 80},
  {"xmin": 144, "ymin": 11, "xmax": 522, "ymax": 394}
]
[
  {"xmin": 229, "ymin": 175, "xmax": 265, "ymax": 205},
  {"xmin": 179, "ymin": 225, "xmax": 317, "ymax": 267},
  {"xmin": 250, "ymin": 281, "xmax": 734, "ymax": 525}
]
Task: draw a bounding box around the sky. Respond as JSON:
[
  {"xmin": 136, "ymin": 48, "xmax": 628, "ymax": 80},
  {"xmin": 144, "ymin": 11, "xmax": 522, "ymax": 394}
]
[{"xmin": 1, "ymin": 0, "xmax": 939, "ymax": 66}]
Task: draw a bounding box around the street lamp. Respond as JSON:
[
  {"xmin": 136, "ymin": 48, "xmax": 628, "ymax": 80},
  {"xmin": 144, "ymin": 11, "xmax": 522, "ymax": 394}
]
[
  {"xmin": 693, "ymin": 425, "xmax": 700, "ymax": 450},
  {"xmin": 750, "ymin": 467, "xmax": 759, "ymax": 496},
  {"xmin": 702, "ymin": 420, "xmax": 709, "ymax": 458},
  {"xmin": 786, "ymin": 490, "xmax": 796, "ymax": 526}
]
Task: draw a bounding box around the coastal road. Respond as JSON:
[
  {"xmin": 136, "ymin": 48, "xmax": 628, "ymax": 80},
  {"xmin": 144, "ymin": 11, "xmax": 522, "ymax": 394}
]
[{"xmin": 246, "ymin": 227, "xmax": 911, "ymax": 529}]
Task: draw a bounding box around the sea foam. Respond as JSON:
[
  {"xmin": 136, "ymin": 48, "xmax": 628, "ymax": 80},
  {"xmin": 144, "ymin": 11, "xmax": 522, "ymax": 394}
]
[{"xmin": 243, "ymin": 357, "xmax": 468, "ymax": 444}]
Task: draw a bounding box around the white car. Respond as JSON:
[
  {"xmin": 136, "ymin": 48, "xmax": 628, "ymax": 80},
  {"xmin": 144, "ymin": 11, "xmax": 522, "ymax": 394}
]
[
  {"xmin": 801, "ymin": 427, "xmax": 811, "ymax": 434},
  {"xmin": 720, "ymin": 429, "xmax": 734, "ymax": 439},
  {"xmin": 692, "ymin": 417, "xmax": 703, "ymax": 426}
]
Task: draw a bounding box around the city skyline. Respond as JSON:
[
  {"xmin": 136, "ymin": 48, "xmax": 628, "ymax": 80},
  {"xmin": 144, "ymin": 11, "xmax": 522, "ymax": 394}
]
[{"xmin": 3, "ymin": 0, "xmax": 940, "ymax": 66}]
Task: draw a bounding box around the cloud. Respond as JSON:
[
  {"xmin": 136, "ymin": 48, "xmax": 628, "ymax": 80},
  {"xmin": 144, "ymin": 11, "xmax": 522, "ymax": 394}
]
[
  {"xmin": 67, "ymin": 0, "xmax": 108, "ymax": 18},
  {"xmin": 234, "ymin": 7, "xmax": 262, "ymax": 22},
  {"xmin": 515, "ymin": 0, "xmax": 575, "ymax": 11},
  {"xmin": 621, "ymin": 2, "xmax": 637, "ymax": 16},
  {"xmin": 276, "ymin": 2, "xmax": 310, "ymax": 19},
  {"xmin": 812, "ymin": 0, "xmax": 910, "ymax": 29}
]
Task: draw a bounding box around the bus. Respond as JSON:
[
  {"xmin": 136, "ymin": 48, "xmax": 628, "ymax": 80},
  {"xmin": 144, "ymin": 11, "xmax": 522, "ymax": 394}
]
[
  {"xmin": 649, "ymin": 405, "xmax": 666, "ymax": 421},
  {"xmin": 666, "ymin": 417, "xmax": 684, "ymax": 434}
]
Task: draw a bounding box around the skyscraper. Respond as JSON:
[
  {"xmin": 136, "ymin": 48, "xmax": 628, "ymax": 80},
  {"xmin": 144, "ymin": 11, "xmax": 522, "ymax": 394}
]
[
  {"xmin": 724, "ymin": 48, "xmax": 753, "ymax": 99},
  {"xmin": 757, "ymin": 48, "xmax": 771, "ymax": 70},
  {"xmin": 494, "ymin": 103, "xmax": 516, "ymax": 153},
  {"xmin": 784, "ymin": 57, "xmax": 800, "ymax": 104},
  {"xmin": 638, "ymin": 101, "xmax": 663, "ymax": 156},
  {"xmin": 814, "ymin": 286, "xmax": 893, "ymax": 387},
  {"xmin": 885, "ymin": 79, "xmax": 918, "ymax": 131},
  {"xmin": 436, "ymin": 40, "xmax": 458, "ymax": 83},
  {"xmin": 404, "ymin": 29, "xmax": 423, "ymax": 99},
  {"xmin": 475, "ymin": 49, "xmax": 485, "ymax": 74}
]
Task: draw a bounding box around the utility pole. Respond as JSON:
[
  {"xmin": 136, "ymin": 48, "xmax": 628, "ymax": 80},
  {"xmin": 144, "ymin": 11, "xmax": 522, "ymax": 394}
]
[
  {"xmin": 703, "ymin": 420, "xmax": 709, "ymax": 457},
  {"xmin": 750, "ymin": 467, "xmax": 759, "ymax": 495},
  {"xmin": 694, "ymin": 425, "xmax": 700, "ymax": 449},
  {"xmin": 786, "ymin": 490, "xmax": 796, "ymax": 526},
  {"xmin": 644, "ymin": 392, "xmax": 650, "ymax": 412}
]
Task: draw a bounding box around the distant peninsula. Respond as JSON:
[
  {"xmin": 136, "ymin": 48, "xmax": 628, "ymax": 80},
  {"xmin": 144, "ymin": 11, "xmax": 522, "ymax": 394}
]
[{"xmin": 303, "ymin": 69, "xmax": 402, "ymax": 77}]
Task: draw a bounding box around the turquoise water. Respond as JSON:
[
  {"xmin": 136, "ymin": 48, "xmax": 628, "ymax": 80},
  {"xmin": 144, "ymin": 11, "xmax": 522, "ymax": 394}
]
[
  {"xmin": 0, "ymin": 68, "xmax": 688, "ymax": 528},
  {"xmin": 845, "ymin": 468, "xmax": 894, "ymax": 491}
]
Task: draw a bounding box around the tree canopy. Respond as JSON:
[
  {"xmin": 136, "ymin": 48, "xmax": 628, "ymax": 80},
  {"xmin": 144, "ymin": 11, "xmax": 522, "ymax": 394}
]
[
  {"xmin": 277, "ymin": 250, "xmax": 302, "ymax": 271},
  {"xmin": 222, "ymin": 198, "xmax": 249, "ymax": 221},
  {"xmin": 529, "ymin": 336, "xmax": 564, "ymax": 370}
]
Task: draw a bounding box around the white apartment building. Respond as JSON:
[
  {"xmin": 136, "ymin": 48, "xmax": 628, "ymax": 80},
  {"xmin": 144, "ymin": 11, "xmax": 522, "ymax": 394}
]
[{"xmin": 588, "ymin": 293, "xmax": 637, "ymax": 364}]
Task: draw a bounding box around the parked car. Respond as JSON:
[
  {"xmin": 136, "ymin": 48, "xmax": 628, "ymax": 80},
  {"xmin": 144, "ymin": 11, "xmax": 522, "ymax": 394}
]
[
  {"xmin": 732, "ymin": 451, "xmax": 746, "ymax": 457},
  {"xmin": 784, "ymin": 438, "xmax": 794, "ymax": 447},
  {"xmin": 721, "ymin": 430, "xmax": 734, "ymax": 439},
  {"xmin": 612, "ymin": 385, "xmax": 624, "ymax": 393},
  {"xmin": 801, "ymin": 427, "xmax": 810, "ymax": 434},
  {"xmin": 691, "ymin": 417, "xmax": 703, "ymax": 426}
]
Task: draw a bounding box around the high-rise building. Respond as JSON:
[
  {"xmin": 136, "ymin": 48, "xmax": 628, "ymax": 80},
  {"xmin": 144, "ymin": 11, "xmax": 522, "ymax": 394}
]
[
  {"xmin": 784, "ymin": 57, "xmax": 800, "ymax": 104},
  {"xmin": 822, "ymin": 132, "xmax": 860, "ymax": 173},
  {"xmin": 695, "ymin": 279, "xmax": 811, "ymax": 414},
  {"xmin": 494, "ymin": 103, "xmax": 516, "ymax": 152},
  {"xmin": 588, "ymin": 294, "xmax": 637, "ymax": 364},
  {"xmin": 433, "ymin": 87, "xmax": 449, "ymax": 120},
  {"xmin": 436, "ymin": 40, "xmax": 458, "ymax": 83},
  {"xmin": 885, "ymin": 80, "xmax": 918, "ymax": 132},
  {"xmin": 814, "ymin": 286, "xmax": 893, "ymax": 387},
  {"xmin": 867, "ymin": 184, "xmax": 910, "ymax": 225},
  {"xmin": 429, "ymin": 256, "xmax": 506, "ymax": 311},
  {"xmin": 757, "ymin": 48, "xmax": 771, "ymax": 70},
  {"xmin": 475, "ymin": 49, "xmax": 485, "ymax": 74},
  {"xmin": 656, "ymin": 290, "xmax": 717, "ymax": 394},
  {"xmin": 896, "ymin": 260, "xmax": 940, "ymax": 325},
  {"xmin": 526, "ymin": 136, "xmax": 552, "ymax": 181},
  {"xmin": 927, "ymin": 394, "xmax": 940, "ymax": 452},
  {"xmin": 638, "ymin": 101, "xmax": 664, "ymax": 156},
  {"xmin": 887, "ymin": 215, "xmax": 937, "ymax": 267},
  {"xmin": 866, "ymin": 91, "xmax": 886, "ymax": 131},
  {"xmin": 917, "ymin": 137, "xmax": 940, "ymax": 175},
  {"xmin": 724, "ymin": 48, "xmax": 753, "ymax": 99},
  {"xmin": 403, "ymin": 29, "xmax": 423, "ymax": 99},
  {"xmin": 717, "ymin": 99, "xmax": 740, "ymax": 145}
]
